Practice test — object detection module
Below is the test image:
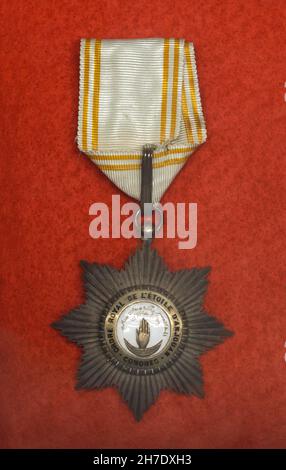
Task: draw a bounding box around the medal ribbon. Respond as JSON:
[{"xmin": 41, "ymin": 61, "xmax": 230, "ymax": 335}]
[{"xmin": 78, "ymin": 38, "xmax": 206, "ymax": 201}]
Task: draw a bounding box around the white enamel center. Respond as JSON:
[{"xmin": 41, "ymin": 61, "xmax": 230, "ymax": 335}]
[{"xmin": 116, "ymin": 301, "xmax": 171, "ymax": 358}]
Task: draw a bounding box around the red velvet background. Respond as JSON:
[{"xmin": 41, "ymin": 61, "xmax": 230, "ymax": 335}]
[{"xmin": 1, "ymin": 0, "xmax": 286, "ymax": 449}]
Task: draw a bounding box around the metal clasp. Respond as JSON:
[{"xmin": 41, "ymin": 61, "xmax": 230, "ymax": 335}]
[{"xmin": 136, "ymin": 144, "xmax": 163, "ymax": 240}]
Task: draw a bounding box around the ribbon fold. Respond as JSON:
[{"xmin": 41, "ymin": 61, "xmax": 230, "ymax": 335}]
[{"xmin": 78, "ymin": 38, "xmax": 206, "ymax": 201}]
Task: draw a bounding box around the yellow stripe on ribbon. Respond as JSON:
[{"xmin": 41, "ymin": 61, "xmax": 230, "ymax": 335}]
[
  {"xmin": 82, "ymin": 39, "xmax": 91, "ymax": 151},
  {"xmin": 182, "ymin": 86, "xmax": 194, "ymax": 144},
  {"xmin": 89, "ymin": 145, "xmax": 196, "ymax": 161},
  {"xmin": 96, "ymin": 155, "xmax": 190, "ymax": 171},
  {"xmin": 160, "ymin": 39, "xmax": 170, "ymax": 143},
  {"xmin": 170, "ymin": 39, "xmax": 180, "ymax": 139},
  {"xmin": 184, "ymin": 42, "xmax": 203, "ymax": 143},
  {"xmin": 92, "ymin": 40, "xmax": 101, "ymax": 150}
]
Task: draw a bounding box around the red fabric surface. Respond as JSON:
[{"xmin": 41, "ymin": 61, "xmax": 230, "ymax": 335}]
[{"xmin": 1, "ymin": 0, "xmax": 286, "ymax": 449}]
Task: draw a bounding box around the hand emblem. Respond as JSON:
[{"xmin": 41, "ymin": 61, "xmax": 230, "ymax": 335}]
[{"xmin": 136, "ymin": 318, "xmax": 150, "ymax": 349}]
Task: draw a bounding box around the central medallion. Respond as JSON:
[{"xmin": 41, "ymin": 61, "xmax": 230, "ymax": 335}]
[{"xmin": 104, "ymin": 289, "xmax": 183, "ymax": 374}]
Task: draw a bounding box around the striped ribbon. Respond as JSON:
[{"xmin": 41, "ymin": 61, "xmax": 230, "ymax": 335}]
[{"xmin": 78, "ymin": 38, "xmax": 206, "ymax": 202}]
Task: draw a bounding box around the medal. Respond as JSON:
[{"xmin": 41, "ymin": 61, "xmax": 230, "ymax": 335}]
[{"xmin": 52, "ymin": 38, "xmax": 233, "ymax": 420}]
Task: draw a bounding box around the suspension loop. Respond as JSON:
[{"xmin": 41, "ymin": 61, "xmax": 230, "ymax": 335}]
[{"xmin": 134, "ymin": 203, "xmax": 163, "ymax": 240}]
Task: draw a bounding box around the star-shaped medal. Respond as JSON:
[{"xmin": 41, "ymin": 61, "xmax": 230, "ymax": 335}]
[{"xmin": 52, "ymin": 242, "xmax": 233, "ymax": 420}]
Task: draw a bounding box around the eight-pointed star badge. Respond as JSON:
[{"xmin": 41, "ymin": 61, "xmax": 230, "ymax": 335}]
[{"xmin": 52, "ymin": 242, "xmax": 233, "ymax": 420}]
